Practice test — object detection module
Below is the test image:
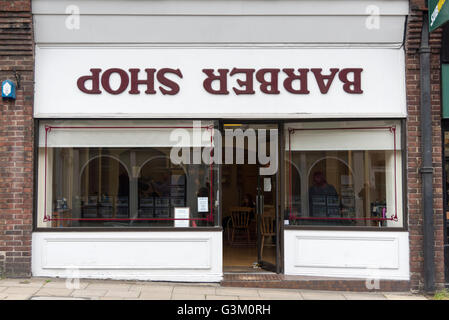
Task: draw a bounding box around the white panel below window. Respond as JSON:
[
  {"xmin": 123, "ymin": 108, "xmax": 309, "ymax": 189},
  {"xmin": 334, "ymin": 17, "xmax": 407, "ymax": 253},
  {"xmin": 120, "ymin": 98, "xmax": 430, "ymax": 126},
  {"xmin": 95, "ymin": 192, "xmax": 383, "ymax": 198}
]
[
  {"xmin": 284, "ymin": 230, "xmax": 409, "ymax": 280},
  {"xmin": 32, "ymin": 232, "xmax": 223, "ymax": 282}
]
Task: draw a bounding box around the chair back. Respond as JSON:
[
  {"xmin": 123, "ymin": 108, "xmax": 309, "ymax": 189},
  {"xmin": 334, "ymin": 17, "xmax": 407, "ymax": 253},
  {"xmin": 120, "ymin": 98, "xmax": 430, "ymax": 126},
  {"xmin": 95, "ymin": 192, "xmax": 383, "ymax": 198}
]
[
  {"xmin": 230, "ymin": 207, "xmax": 252, "ymax": 228},
  {"xmin": 260, "ymin": 214, "xmax": 276, "ymax": 236},
  {"xmin": 263, "ymin": 205, "xmax": 276, "ymax": 217}
]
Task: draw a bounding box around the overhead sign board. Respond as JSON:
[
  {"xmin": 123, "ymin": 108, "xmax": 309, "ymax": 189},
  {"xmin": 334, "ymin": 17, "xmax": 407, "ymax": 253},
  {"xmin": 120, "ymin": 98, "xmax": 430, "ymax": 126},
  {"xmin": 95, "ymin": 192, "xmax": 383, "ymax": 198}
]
[{"xmin": 34, "ymin": 46, "xmax": 406, "ymax": 119}]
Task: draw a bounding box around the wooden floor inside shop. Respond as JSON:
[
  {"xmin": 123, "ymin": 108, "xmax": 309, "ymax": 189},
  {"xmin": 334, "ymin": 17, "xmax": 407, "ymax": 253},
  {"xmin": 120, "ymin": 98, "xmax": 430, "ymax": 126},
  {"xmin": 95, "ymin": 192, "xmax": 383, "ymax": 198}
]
[
  {"xmin": 222, "ymin": 210, "xmax": 277, "ymax": 272},
  {"xmin": 223, "ymin": 244, "xmax": 276, "ymax": 272},
  {"xmin": 221, "ymin": 139, "xmax": 278, "ymax": 273}
]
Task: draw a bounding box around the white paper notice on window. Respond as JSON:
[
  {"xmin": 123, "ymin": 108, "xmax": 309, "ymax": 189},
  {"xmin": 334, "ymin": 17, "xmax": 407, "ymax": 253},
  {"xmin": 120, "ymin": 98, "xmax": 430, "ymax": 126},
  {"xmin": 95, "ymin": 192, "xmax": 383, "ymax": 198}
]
[
  {"xmin": 264, "ymin": 177, "xmax": 272, "ymax": 192},
  {"xmin": 197, "ymin": 197, "xmax": 209, "ymax": 212},
  {"xmin": 174, "ymin": 207, "xmax": 190, "ymax": 228}
]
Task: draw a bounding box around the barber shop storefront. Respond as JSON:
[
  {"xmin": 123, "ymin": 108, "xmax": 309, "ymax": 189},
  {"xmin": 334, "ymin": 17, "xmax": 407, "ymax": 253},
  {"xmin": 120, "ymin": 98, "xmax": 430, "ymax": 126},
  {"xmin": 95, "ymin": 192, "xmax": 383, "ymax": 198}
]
[{"xmin": 31, "ymin": 0, "xmax": 410, "ymax": 283}]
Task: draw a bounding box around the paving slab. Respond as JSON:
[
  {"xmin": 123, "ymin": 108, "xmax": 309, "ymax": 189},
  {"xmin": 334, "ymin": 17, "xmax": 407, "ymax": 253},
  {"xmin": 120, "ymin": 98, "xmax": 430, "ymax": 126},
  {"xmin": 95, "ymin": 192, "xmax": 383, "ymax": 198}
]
[
  {"xmin": 3, "ymin": 294, "xmax": 32, "ymax": 300},
  {"xmin": 173, "ymin": 286, "xmax": 217, "ymax": 295},
  {"xmin": 133, "ymin": 281, "xmax": 175, "ymax": 286},
  {"xmin": 172, "ymin": 293, "xmax": 206, "ymax": 300},
  {"xmin": 35, "ymin": 288, "xmax": 74, "ymax": 297},
  {"xmin": 31, "ymin": 296, "xmax": 87, "ymax": 300},
  {"xmin": 138, "ymin": 292, "xmax": 173, "ymax": 300},
  {"xmin": 0, "ymin": 279, "xmax": 45, "ymax": 288},
  {"xmin": 105, "ymin": 290, "xmax": 140, "ymax": 298},
  {"xmin": 3, "ymin": 287, "xmax": 40, "ymax": 295},
  {"xmin": 71, "ymin": 289, "xmax": 108, "ymax": 298},
  {"xmin": 0, "ymin": 278, "xmax": 430, "ymax": 301},
  {"xmin": 258, "ymin": 290, "xmax": 303, "ymax": 300},
  {"xmin": 206, "ymin": 295, "xmax": 239, "ymax": 300},
  {"xmin": 136, "ymin": 285, "xmax": 174, "ymax": 294},
  {"xmin": 215, "ymin": 287, "xmax": 260, "ymax": 297},
  {"xmin": 175, "ymin": 282, "xmax": 220, "ymax": 287},
  {"xmin": 301, "ymin": 291, "xmax": 347, "ymax": 300},
  {"xmin": 384, "ymin": 294, "xmax": 427, "ymax": 300},
  {"xmin": 87, "ymin": 283, "xmax": 132, "ymax": 291},
  {"xmin": 238, "ymin": 296, "xmax": 268, "ymax": 300},
  {"xmin": 42, "ymin": 280, "xmax": 89, "ymax": 289},
  {"xmin": 343, "ymin": 293, "xmax": 388, "ymax": 300},
  {"xmin": 100, "ymin": 297, "xmax": 141, "ymax": 300}
]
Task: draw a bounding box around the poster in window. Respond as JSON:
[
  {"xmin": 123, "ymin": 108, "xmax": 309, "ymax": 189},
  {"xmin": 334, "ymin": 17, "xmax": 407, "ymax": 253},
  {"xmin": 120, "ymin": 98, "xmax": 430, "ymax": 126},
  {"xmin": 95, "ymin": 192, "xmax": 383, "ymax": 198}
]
[
  {"xmin": 198, "ymin": 197, "xmax": 209, "ymax": 212},
  {"xmin": 174, "ymin": 207, "xmax": 190, "ymax": 228}
]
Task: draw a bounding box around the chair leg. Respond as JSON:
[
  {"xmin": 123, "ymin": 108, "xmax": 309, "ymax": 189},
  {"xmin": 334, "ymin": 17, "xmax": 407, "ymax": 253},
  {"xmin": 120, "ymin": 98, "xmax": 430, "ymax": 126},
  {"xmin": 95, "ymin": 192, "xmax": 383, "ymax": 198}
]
[
  {"xmin": 231, "ymin": 229, "xmax": 235, "ymax": 244},
  {"xmin": 260, "ymin": 236, "xmax": 265, "ymax": 260}
]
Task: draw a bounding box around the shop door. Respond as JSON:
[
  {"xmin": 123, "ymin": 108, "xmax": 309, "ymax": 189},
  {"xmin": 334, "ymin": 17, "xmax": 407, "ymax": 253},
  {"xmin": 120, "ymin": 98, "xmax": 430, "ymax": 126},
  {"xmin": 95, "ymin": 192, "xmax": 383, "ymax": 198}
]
[
  {"xmin": 220, "ymin": 122, "xmax": 280, "ymax": 273},
  {"xmin": 256, "ymin": 171, "xmax": 278, "ymax": 272}
]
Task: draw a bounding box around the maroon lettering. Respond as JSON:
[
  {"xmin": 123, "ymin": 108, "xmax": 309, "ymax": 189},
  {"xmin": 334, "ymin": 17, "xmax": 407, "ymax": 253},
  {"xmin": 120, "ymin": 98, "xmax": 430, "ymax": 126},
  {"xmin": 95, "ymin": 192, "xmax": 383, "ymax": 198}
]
[
  {"xmin": 101, "ymin": 68, "xmax": 129, "ymax": 95},
  {"xmin": 230, "ymin": 68, "xmax": 256, "ymax": 95},
  {"xmin": 282, "ymin": 69, "xmax": 310, "ymax": 94},
  {"xmin": 129, "ymin": 68, "xmax": 156, "ymax": 94},
  {"xmin": 156, "ymin": 68, "xmax": 183, "ymax": 95},
  {"xmin": 76, "ymin": 66, "xmax": 364, "ymax": 96},
  {"xmin": 77, "ymin": 68, "xmax": 102, "ymax": 94},
  {"xmin": 311, "ymin": 68, "xmax": 339, "ymax": 94},
  {"xmin": 256, "ymin": 69, "xmax": 280, "ymax": 94},
  {"xmin": 202, "ymin": 69, "xmax": 229, "ymax": 95},
  {"xmin": 338, "ymin": 68, "xmax": 363, "ymax": 94}
]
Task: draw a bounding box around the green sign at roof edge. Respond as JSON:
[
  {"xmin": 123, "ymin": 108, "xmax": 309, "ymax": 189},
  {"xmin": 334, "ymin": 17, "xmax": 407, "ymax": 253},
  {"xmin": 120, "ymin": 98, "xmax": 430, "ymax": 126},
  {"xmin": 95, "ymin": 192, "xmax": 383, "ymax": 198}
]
[{"xmin": 429, "ymin": 0, "xmax": 449, "ymax": 32}]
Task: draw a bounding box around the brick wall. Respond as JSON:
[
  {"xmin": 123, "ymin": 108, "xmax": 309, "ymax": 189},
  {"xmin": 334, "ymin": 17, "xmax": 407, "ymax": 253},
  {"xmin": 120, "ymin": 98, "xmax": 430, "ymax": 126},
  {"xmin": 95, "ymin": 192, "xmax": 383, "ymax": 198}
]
[
  {"xmin": 0, "ymin": 0, "xmax": 33, "ymax": 277},
  {"xmin": 406, "ymin": 0, "xmax": 446, "ymax": 291}
]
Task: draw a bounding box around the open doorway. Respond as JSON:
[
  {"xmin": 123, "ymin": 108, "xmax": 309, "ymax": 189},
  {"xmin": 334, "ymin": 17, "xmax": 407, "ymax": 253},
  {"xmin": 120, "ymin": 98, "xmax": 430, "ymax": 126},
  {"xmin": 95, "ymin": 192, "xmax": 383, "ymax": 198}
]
[{"xmin": 221, "ymin": 123, "xmax": 278, "ymax": 273}]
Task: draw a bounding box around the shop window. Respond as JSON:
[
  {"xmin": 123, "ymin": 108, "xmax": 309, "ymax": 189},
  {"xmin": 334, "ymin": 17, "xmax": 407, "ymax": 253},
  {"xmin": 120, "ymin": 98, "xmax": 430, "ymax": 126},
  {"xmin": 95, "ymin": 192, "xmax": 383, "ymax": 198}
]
[
  {"xmin": 37, "ymin": 120, "xmax": 217, "ymax": 228},
  {"xmin": 285, "ymin": 121, "xmax": 403, "ymax": 228}
]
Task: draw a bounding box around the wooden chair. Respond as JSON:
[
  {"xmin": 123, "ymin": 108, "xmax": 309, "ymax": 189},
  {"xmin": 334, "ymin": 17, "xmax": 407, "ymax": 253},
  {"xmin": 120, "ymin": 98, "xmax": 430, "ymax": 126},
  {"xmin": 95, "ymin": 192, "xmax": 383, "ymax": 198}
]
[
  {"xmin": 260, "ymin": 206, "xmax": 276, "ymax": 259},
  {"xmin": 229, "ymin": 207, "xmax": 253, "ymax": 243}
]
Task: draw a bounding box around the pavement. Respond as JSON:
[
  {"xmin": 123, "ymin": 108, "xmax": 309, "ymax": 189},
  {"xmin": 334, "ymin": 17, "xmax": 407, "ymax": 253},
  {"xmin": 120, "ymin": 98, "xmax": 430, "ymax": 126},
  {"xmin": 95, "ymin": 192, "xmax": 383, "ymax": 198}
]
[{"xmin": 0, "ymin": 278, "xmax": 428, "ymax": 300}]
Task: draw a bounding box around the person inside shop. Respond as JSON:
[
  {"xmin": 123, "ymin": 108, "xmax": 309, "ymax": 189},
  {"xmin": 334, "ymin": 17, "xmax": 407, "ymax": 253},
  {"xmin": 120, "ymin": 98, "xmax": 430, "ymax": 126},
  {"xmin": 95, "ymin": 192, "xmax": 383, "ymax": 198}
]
[
  {"xmin": 308, "ymin": 171, "xmax": 339, "ymax": 217},
  {"xmin": 242, "ymin": 193, "xmax": 255, "ymax": 208},
  {"xmin": 139, "ymin": 180, "xmax": 160, "ymax": 198},
  {"xmin": 242, "ymin": 193, "xmax": 256, "ymax": 221}
]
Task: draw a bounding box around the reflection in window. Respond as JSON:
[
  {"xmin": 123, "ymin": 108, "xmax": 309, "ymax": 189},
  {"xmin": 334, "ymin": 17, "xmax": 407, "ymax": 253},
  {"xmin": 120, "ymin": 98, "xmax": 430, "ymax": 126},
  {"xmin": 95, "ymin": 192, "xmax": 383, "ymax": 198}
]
[
  {"xmin": 286, "ymin": 150, "xmax": 396, "ymax": 227},
  {"xmin": 46, "ymin": 147, "xmax": 216, "ymax": 228},
  {"xmin": 137, "ymin": 155, "xmax": 186, "ymax": 225},
  {"xmin": 80, "ymin": 155, "xmax": 130, "ymax": 220}
]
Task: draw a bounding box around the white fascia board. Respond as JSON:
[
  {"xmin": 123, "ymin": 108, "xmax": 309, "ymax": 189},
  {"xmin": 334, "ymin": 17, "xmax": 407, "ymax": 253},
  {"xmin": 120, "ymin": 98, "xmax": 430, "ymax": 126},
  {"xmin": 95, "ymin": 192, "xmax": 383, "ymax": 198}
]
[
  {"xmin": 32, "ymin": 0, "xmax": 409, "ymax": 16},
  {"xmin": 33, "ymin": 15, "xmax": 407, "ymax": 45}
]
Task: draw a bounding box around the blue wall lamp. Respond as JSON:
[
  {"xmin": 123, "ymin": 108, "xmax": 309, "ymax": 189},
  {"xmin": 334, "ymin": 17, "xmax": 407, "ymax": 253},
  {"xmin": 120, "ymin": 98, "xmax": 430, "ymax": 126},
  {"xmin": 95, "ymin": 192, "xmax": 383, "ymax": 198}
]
[
  {"xmin": 2, "ymin": 79, "xmax": 17, "ymax": 100},
  {"xmin": 2, "ymin": 70, "xmax": 21, "ymax": 100}
]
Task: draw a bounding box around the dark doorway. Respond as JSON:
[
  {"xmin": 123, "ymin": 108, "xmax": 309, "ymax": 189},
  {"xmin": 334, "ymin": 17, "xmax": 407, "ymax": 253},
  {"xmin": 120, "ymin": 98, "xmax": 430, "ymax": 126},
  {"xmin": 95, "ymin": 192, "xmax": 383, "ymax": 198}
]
[{"xmin": 221, "ymin": 123, "xmax": 279, "ymax": 273}]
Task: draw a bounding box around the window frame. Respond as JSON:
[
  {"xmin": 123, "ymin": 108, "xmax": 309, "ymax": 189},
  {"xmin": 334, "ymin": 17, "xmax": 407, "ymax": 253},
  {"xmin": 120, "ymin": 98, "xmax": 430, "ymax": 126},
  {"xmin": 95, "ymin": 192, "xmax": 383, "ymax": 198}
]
[{"xmin": 33, "ymin": 118, "xmax": 407, "ymax": 233}]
